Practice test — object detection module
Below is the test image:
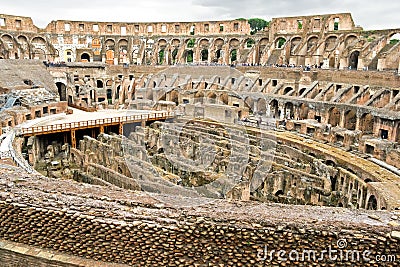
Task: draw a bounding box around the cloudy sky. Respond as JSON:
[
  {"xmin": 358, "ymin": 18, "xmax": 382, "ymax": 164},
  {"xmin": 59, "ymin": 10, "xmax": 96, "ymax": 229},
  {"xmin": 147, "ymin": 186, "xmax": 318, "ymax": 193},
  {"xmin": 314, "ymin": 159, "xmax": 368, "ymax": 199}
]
[{"xmin": 1, "ymin": 0, "xmax": 399, "ymax": 30}]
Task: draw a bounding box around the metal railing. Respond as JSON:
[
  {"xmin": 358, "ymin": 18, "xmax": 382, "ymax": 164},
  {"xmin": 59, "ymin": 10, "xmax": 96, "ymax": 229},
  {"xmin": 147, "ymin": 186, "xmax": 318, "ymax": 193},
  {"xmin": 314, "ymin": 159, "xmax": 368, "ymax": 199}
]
[{"xmin": 21, "ymin": 111, "xmax": 175, "ymax": 135}]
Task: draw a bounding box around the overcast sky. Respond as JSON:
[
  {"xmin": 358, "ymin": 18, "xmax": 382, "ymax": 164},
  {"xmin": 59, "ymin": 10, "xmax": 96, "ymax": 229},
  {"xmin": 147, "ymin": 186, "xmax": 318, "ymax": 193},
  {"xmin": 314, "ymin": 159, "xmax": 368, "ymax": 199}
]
[{"xmin": 1, "ymin": 0, "xmax": 399, "ymax": 30}]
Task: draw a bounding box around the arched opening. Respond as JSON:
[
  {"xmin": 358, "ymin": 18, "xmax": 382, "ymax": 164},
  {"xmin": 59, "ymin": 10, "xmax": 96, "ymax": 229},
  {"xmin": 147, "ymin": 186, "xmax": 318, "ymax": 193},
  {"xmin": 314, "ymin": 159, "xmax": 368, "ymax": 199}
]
[
  {"xmin": 201, "ymin": 49, "xmax": 208, "ymax": 61},
  {"xmin": 328, "ymin": 107, "xmax": 340, "ymax": 126},
  {"xmin": 115, "ymin": 86, "xmax": 120, "ymax": 100},
  {"xmin": 326, "ymin": 160, "xmax": 336, "ymax": 167},
  {"xmin": 244, "ymin": 97, "xmax": 254, "ymax": 112},
  {"xmin": 299, "ymin": 88, "xmax": 306, "ymax": 96},
  {"xmin": 276, "ymin": 37, "xmax": 286, "ymax": 49},
  {"xmin": 96, "ymin": 80, "xmax": 104, "ymax": 88},
  {"xmin": 80, "ymin": 53, "xmax": 90, "ymax": 62},
  {"xmin": 185, "ymin": 50, "xmax": 193, "ymax": 63},
  {"xmin": 344, "ymin": 110, "xmax": 357, "ymax": 130},
  {"xmin": 106, "ymin": 89, "xmax": 112, "ymax": 103},
  {"xmin": 158, "ymin": 49, "xmax": 165, "ymax": 64},
  {"xmin": 275, "ymin": 190, "xmax": 284, "ymax": 197},
  {"xmin": 330, "ymin": 176, "xmax": 337, "ymax": 191},
  {"xmin": 215, "ymin": 49, "xmax": 222, "ymax": 61},
  {"xmin": 169, "ymin": 90, "xmax": 179, "ymax": 105},
  {"xmin": 171, "ymin": 48, "xmax": 178, "ymax": 64},
  {"xmin": 230, "ymin": 49, "xmax": 237, "ymax": 63},
  {"xmin": 194, "ymin": 91, "xmax": 204, "ymax": 103},
  {"xmin": 284, "ymin": 102, "xmax": 294, "ymax": 119},
  {"xmin": 360, "ymin": 113, "xmax": 374, "ymax": 134},
  {"xmin": 219, "ymin": 93, "xmax": 229, "ymax": 105},
  {"xmin": 207, "ymin": 92, "xmax": 217, "ymax": 104},
  {"xmin": 367, "ymin": 195, "xmax": 377, "ymax": 210},
  {"xmin": 269, "ymin": 100, "xmax": 279, "ymax": 118},
  {"xmin": 56, "ymin": 82, "xmax": 67, "ymax": 101},
  {"xmin": 106, "ymin": 50, "xmax": 114, "ymax": 65},
  {"xmin": 283, "ymin": 87, "xmax": 293, "ymax": 95},
  {"xmin": 256, "ymin": 98, "xmax": 267, "ymax": 114},
  {"xmin": 349, "ymin": 51, "xmax": 359, "ymax": 70},
  {"xmin": 389, "ymin": 33, "xmax": 400, "ymax": 45},
  {"xmin": 246, "ymin": 38, "xmax": 255, "ymax": 48},
  {"xmin": 307, "ymin": 36, "xmax": 318, "ymax": 51}
]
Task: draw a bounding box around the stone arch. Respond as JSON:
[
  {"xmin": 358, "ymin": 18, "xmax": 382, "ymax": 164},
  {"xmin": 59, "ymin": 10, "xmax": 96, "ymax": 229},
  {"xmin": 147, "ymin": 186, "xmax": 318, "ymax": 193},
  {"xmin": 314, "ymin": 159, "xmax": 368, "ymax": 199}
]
[
  {"xmin": 31, "ymin": 36, "xmax": 46, "ymax": 46},
  {"xmin": 230, "ymin": 49, "xmax": 237, "ymax": 63},
  {"xmin": 275, "ymin": 37, "xmax": 286, "ymax": 49},
  {"xmin": 269, "ymin": 99, "xmax": 279, "ymax": 118},
  {"xmin": 284, "ymin": 102, "xmax": 294, "ymax": 119},
  {"xmin": 80, "ymin": 53, "xmax": 91, "ymax": 62},
  {"xmin": 360, "ymin": 113, "xmax": 374, "ymax": 134},
  {"xmin": 169, "ymin": 90, "xmax": 179, "ymax": 105},
  {"xmin": 17, "ymin": 35, "xmax": 29, "ymax": 47},
  {"xmin": 389, "ymin": 32, "xmax": 400, "ymax": 43},
  {"xmin": 325, "ymin": 35, "xmax": 338, "ymax": 51},
  {"xmin": 349, "ymin": 50, "xmax": 360, "ymax": 70},
  {"xmin": 219, "ymin": 93, "xmax": 229, "ymax": 105},
  {"xmin": 245, "ymin": 38, "xmax": 255, "ymax": 48},
  {"xmin": 307, "ymin": 36, "xmax": 318, "ymax": 51},
  {"xmin": 118, "ymin": 39, "xmax": 129, "ymax": 64},
  {"xmin": 256, "ymin": 98, "xmax": 267, "ymax": 114},
  {"xmin": 105, "ymin": 39, "xmax": 115, "ymax": 50},
  {"xmin": 214, "ymin": 38, "xmax": 224, "ymax": 49},
  {"xmin": 244, "ymin": 96, "xmax": 254, "ymax": 111},
  {"xmin": 96, "ymin": 80, "xmax": 104, "ymax": 88},
  {"xmin": 56, "ymin": 82, "xmax": 67, "ymax": 101},
  {"xmin": 184, "ymin": 50, "xmax": 194, "ymax": 63},
  {"xmin": 328, "ymin": 107, "xmax": 340, "ymax": 126},
  {"xmin": 290, "ymin": 36, "xmax": 302, "ymax": 54},
  {"xmin": 207, "ymin": 92, "xmax": 217, "ymax": 104},
  {"xmin": 345, "ymin": 35, "xmax": 358, "ymax": 46},
  {"xmin": 201, "ymin": 49, "xmax": 208, "ymax": 62},
  {"xmin": 229, "ymin": 38, "xmax": 240, "ymax": 48},
  {"xmin": 344, "ymin": 110, "xmax": 356, "ymax": 130},
  {"xmin": 367, "ymin": 195, "xmax": 377, "ymax": 210}
]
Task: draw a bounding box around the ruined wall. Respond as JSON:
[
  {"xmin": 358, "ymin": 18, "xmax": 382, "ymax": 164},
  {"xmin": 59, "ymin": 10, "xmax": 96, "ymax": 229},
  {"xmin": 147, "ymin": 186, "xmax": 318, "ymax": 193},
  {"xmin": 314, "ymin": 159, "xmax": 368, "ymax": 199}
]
[{"xmin": 0, "ymin": 165, "xmax": 399, "ymax": 266}]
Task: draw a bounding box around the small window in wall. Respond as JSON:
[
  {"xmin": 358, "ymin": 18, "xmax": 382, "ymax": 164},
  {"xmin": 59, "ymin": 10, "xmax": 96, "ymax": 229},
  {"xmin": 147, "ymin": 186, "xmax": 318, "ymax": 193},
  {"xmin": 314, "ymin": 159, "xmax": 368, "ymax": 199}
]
[
  {"xmin": 134, "ymin": 25, "xmax": 139, "ymax": 32},
  {"xmin": 354, "ymin": 86, "xmax": 360, "ymax": 94},
  {"xmin": 0, "ymin": 18, "xmax": 5, "ymax": 27},
  {"xmin": 147, "ymin": 25, "xmax": 153, "ymax": 33},
  {"xmin": 204, "ymin": 24, "xmax": 209, "ymax": 32},
  {"xmin": 380, "ymin": 129, "xmax": 389, "ymax": 139},
  {"xmin": 15, "ymin": 19, "xmax": 21, "ymax": 28},
  {"xmin": 107, "ymin": 24, "xmax": 112, "ymax": 32},
  {"xmin": 93, "ymin": 24, "xmax": 99, "ymax": 32},
  {"xmin": 64, "ymin": 23, "xmax": 71, "ymax": 31},
  {"xmin": 129, "ymin": 74, "xmax": 134, "ymax": 80},
  {"xmin": 334, "ymin": 18, "xmax": 340, "ymax": 31},
  {"xmin": 234, "ymin": 23, "xmax": 239, "ymax": 31},
  {"xmin": 219, "ymin": 24, "xmax": 224, "ymax": 32},
  {"xmin": 175, "ymin": 24, "xmax": 180, "ymax": 33},
  {"xmin": 313, "ymin": 18, "xmax": 321, "ymax": 29},
  {"xmin": 272, "ymin": 80, "xmax": 278, "ymax": 86},
  {"xmin": 258, "ymin": 79, "xmax": 262, "ymax": 86},
  {"xmin": 297, "ymin": 20, "xmax": 303, "ymax": 29},
  {"xmin": 121, "ymin": 26, "xmax": 127, "ymax": 35},
  {"xmin": 79, "ymin": 24, "xmax": 84, "ymax": 31},
  {"xmin": 43, "ymin": 106, "xmax": 48, "ymax": 114},
  {"xmin": 161, "ymin": 24, "xmax": 167, "ymax": 33},
  {"xmin": 190, "ymin": 25, "xmax": 195, "ymax": 35}
]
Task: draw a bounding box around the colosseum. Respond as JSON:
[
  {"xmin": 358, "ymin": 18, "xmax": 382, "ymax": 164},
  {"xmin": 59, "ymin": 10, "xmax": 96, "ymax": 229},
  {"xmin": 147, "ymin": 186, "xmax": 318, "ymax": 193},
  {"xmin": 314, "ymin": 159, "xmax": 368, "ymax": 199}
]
[{"xmin": 0, "ymin": 12, "xmax": 399, "ymax": 266}]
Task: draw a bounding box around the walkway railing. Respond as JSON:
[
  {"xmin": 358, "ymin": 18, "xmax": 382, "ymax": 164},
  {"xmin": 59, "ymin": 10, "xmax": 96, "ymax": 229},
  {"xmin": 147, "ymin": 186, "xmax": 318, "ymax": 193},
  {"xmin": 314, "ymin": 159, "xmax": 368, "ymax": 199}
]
[{"xmin": 21, "ymin": 111, "xmax": 175, "ymax": 136}]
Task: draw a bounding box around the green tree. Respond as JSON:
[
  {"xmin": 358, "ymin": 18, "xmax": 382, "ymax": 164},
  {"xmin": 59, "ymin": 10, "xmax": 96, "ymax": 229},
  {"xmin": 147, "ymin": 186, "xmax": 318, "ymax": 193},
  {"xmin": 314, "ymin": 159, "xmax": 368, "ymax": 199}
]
[{"xmin": 248, "ymin": 18, "xmax": 269, "ymax": 35}]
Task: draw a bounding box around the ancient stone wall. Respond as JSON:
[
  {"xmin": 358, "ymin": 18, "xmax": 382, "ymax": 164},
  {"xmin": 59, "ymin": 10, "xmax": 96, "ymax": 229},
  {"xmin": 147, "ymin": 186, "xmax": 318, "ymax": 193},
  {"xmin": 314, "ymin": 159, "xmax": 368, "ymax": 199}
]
[{"xmin": 0, "ymin": 166, "xmax": 399, "ymax": 266}]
